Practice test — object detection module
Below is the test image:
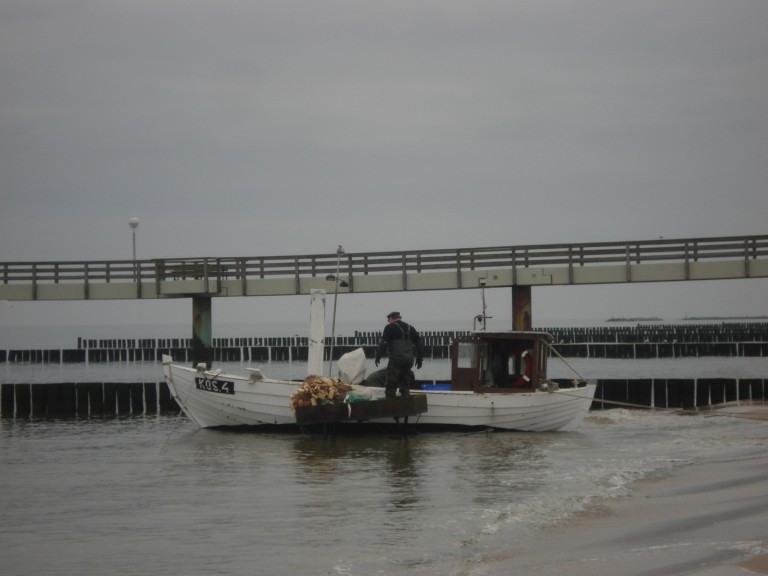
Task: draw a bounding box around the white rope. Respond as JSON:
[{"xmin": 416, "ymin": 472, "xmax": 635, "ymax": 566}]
[{"xmin": 545, "ymin": 341, "xmax": 586, "ymax": 381}]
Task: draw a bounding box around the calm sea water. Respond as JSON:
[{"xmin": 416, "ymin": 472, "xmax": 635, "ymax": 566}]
[
  {"xmin": 2, "ymin": 323, "xmax": 767, "ymax": 576},
  {"xmin": 1, "ymin": 410, "xmax": 766, "ymax": 576}
]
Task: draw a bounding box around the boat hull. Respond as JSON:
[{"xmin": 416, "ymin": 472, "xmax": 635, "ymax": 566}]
[{"xmin": 163, "ymin": 356, "xmax": 596, "ymax": 432}]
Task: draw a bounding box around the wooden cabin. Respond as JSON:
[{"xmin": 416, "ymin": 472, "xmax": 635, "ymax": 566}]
[{"xmin": 450, "ymin": 331, "xmax": 552, "ymax": 392}]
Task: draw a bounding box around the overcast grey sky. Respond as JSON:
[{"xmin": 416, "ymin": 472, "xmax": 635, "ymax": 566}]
[{"xmin": 1, "ymin": 1, "xmax": 766, "ymax": 330}]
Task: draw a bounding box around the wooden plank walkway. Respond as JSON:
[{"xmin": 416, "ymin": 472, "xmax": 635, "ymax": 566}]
[{"xmin": 1, "ymin": 234, "xmax": 766, "ymax": 300}]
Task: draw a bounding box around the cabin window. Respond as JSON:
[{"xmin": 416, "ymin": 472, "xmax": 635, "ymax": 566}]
[{"xmin": 456, "ymin": 342, "xmax": 476, "ymax": 369}]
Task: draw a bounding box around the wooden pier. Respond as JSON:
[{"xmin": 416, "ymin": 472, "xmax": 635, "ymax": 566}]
[
  {"xmin": 2, "ymin": 233, "xmax": 766, "ymax": 365},
  {"xmin": 2, "ymin": 235, "xmax": 766, "ymax": 303}
]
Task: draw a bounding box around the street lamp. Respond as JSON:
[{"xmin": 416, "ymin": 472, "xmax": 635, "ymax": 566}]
[
  {"xmin": 129, "ymin": 217, "xmax": 139, "ymax": 281},
  {"xmin": 324, "ymin": 274, "xmax": 349, "ymax": 288},
  {"xmin": 129, "ymin": 217, "xmax": 139, "ymax": 260}
]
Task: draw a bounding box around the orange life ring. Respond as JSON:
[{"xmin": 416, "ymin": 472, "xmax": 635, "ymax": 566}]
[{"xmin": 511, "ymin": 350, "xmax": 533, "ymax": 387}]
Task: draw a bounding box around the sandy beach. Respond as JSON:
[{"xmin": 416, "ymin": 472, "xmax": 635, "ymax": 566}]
[{"xmin": 470, "ymin": 407, "xmax": 768, "ymax": 576}]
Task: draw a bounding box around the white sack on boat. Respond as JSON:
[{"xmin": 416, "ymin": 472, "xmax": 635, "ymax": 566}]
[{"xmin": 337, "ymin": 347, "xmax": 367, "ymax": 385}]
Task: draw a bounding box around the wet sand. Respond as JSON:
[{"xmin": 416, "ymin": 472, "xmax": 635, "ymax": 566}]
[{"xmin": 472, "ymin": 409, "xmax": 768, "ymax": 576}]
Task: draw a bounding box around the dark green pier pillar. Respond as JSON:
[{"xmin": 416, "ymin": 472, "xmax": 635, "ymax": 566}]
[
  {"xmin": 192, "ymin": 295, "xmax": 213, "ymax": 368},
  {"xmin": 512, "ymin": 286, "xmax": 532, "ymax": 331}
]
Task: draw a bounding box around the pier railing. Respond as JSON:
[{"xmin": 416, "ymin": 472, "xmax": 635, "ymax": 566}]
[{"xmin": 1, "ymin": 234, "xmax": 767, "ymax": 298}]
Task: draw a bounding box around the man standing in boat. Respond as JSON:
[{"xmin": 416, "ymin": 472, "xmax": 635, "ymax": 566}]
[{"xmin": 375, "ymin": 311, "xmax": 424, "ymax": 398}]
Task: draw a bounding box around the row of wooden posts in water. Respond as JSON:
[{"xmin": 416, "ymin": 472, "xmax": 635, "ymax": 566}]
[
  {"xmin": 1, "ymin": 377, "xmax": 765, "ymax": 420},
  {"xmin": 2, "ymin": 324, "xmax": 768, "ymax": 364}
]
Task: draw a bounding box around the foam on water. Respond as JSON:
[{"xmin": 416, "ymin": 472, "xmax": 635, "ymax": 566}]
[{"xmin": 471, "ymin": 408, "xmax": 766, "ymax": 549}]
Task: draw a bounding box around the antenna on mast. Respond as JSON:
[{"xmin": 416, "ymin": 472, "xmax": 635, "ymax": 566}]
[
  {"xmin": 474, "ymin": 277, "xmax": 492, "ymax": 331},
  {"xmin": 327, "ymin": 245, "xmax": 346, "ymax": 375}
]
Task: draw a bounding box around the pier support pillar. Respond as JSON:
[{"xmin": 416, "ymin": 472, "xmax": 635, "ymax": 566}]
[
  {"xmin": 192, "ymin": 295, "xmax": 213, "ymax": 368},
  {"xmin": 512, "ymin": 286, "xmax": 532, "ymax": 331}
]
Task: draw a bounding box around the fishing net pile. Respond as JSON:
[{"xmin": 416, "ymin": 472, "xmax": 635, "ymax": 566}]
[{"xmin": 289, "ymin": 375, "xmax": 354, "ymax": 411}]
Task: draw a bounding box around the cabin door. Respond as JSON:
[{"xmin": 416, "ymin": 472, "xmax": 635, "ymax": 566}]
[{"xmin": 450, "ymin": 340, "xmax": 482, "ymax": 391}]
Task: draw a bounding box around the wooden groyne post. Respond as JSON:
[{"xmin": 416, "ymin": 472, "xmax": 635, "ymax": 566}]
[
  {"xmin": 0, "ymin": 382, "xmax": 179, "ymax": 419},
  {"xmin": 2, "ymin": 378, "xmax": 766, "ymax": 420},
  {"xmin": 588, "ymin": 378, "xmax": 766, "ymax": 410},
  {"xmin": 192, "ymin": 295, "xmax": 213, "ymax": 368}
]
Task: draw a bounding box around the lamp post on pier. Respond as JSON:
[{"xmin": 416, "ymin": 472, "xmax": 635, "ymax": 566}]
[
  {"xmin": 129, "ymin": 217, "xmax": 139, "ymax": 282},
  {"xmin": 129, "ymin": 217, "xmax": 139, "ymax": 259}
]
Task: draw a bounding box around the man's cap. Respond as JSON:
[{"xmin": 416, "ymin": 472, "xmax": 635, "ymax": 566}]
[{"xmin": 386, "ymin": 311, "xmax": 401, "ymax": 319}]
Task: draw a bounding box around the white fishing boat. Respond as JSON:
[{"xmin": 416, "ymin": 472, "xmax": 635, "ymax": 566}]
[{"xmin": 162, "ymin": 290, "xmax": 596, "ymax": 432}]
